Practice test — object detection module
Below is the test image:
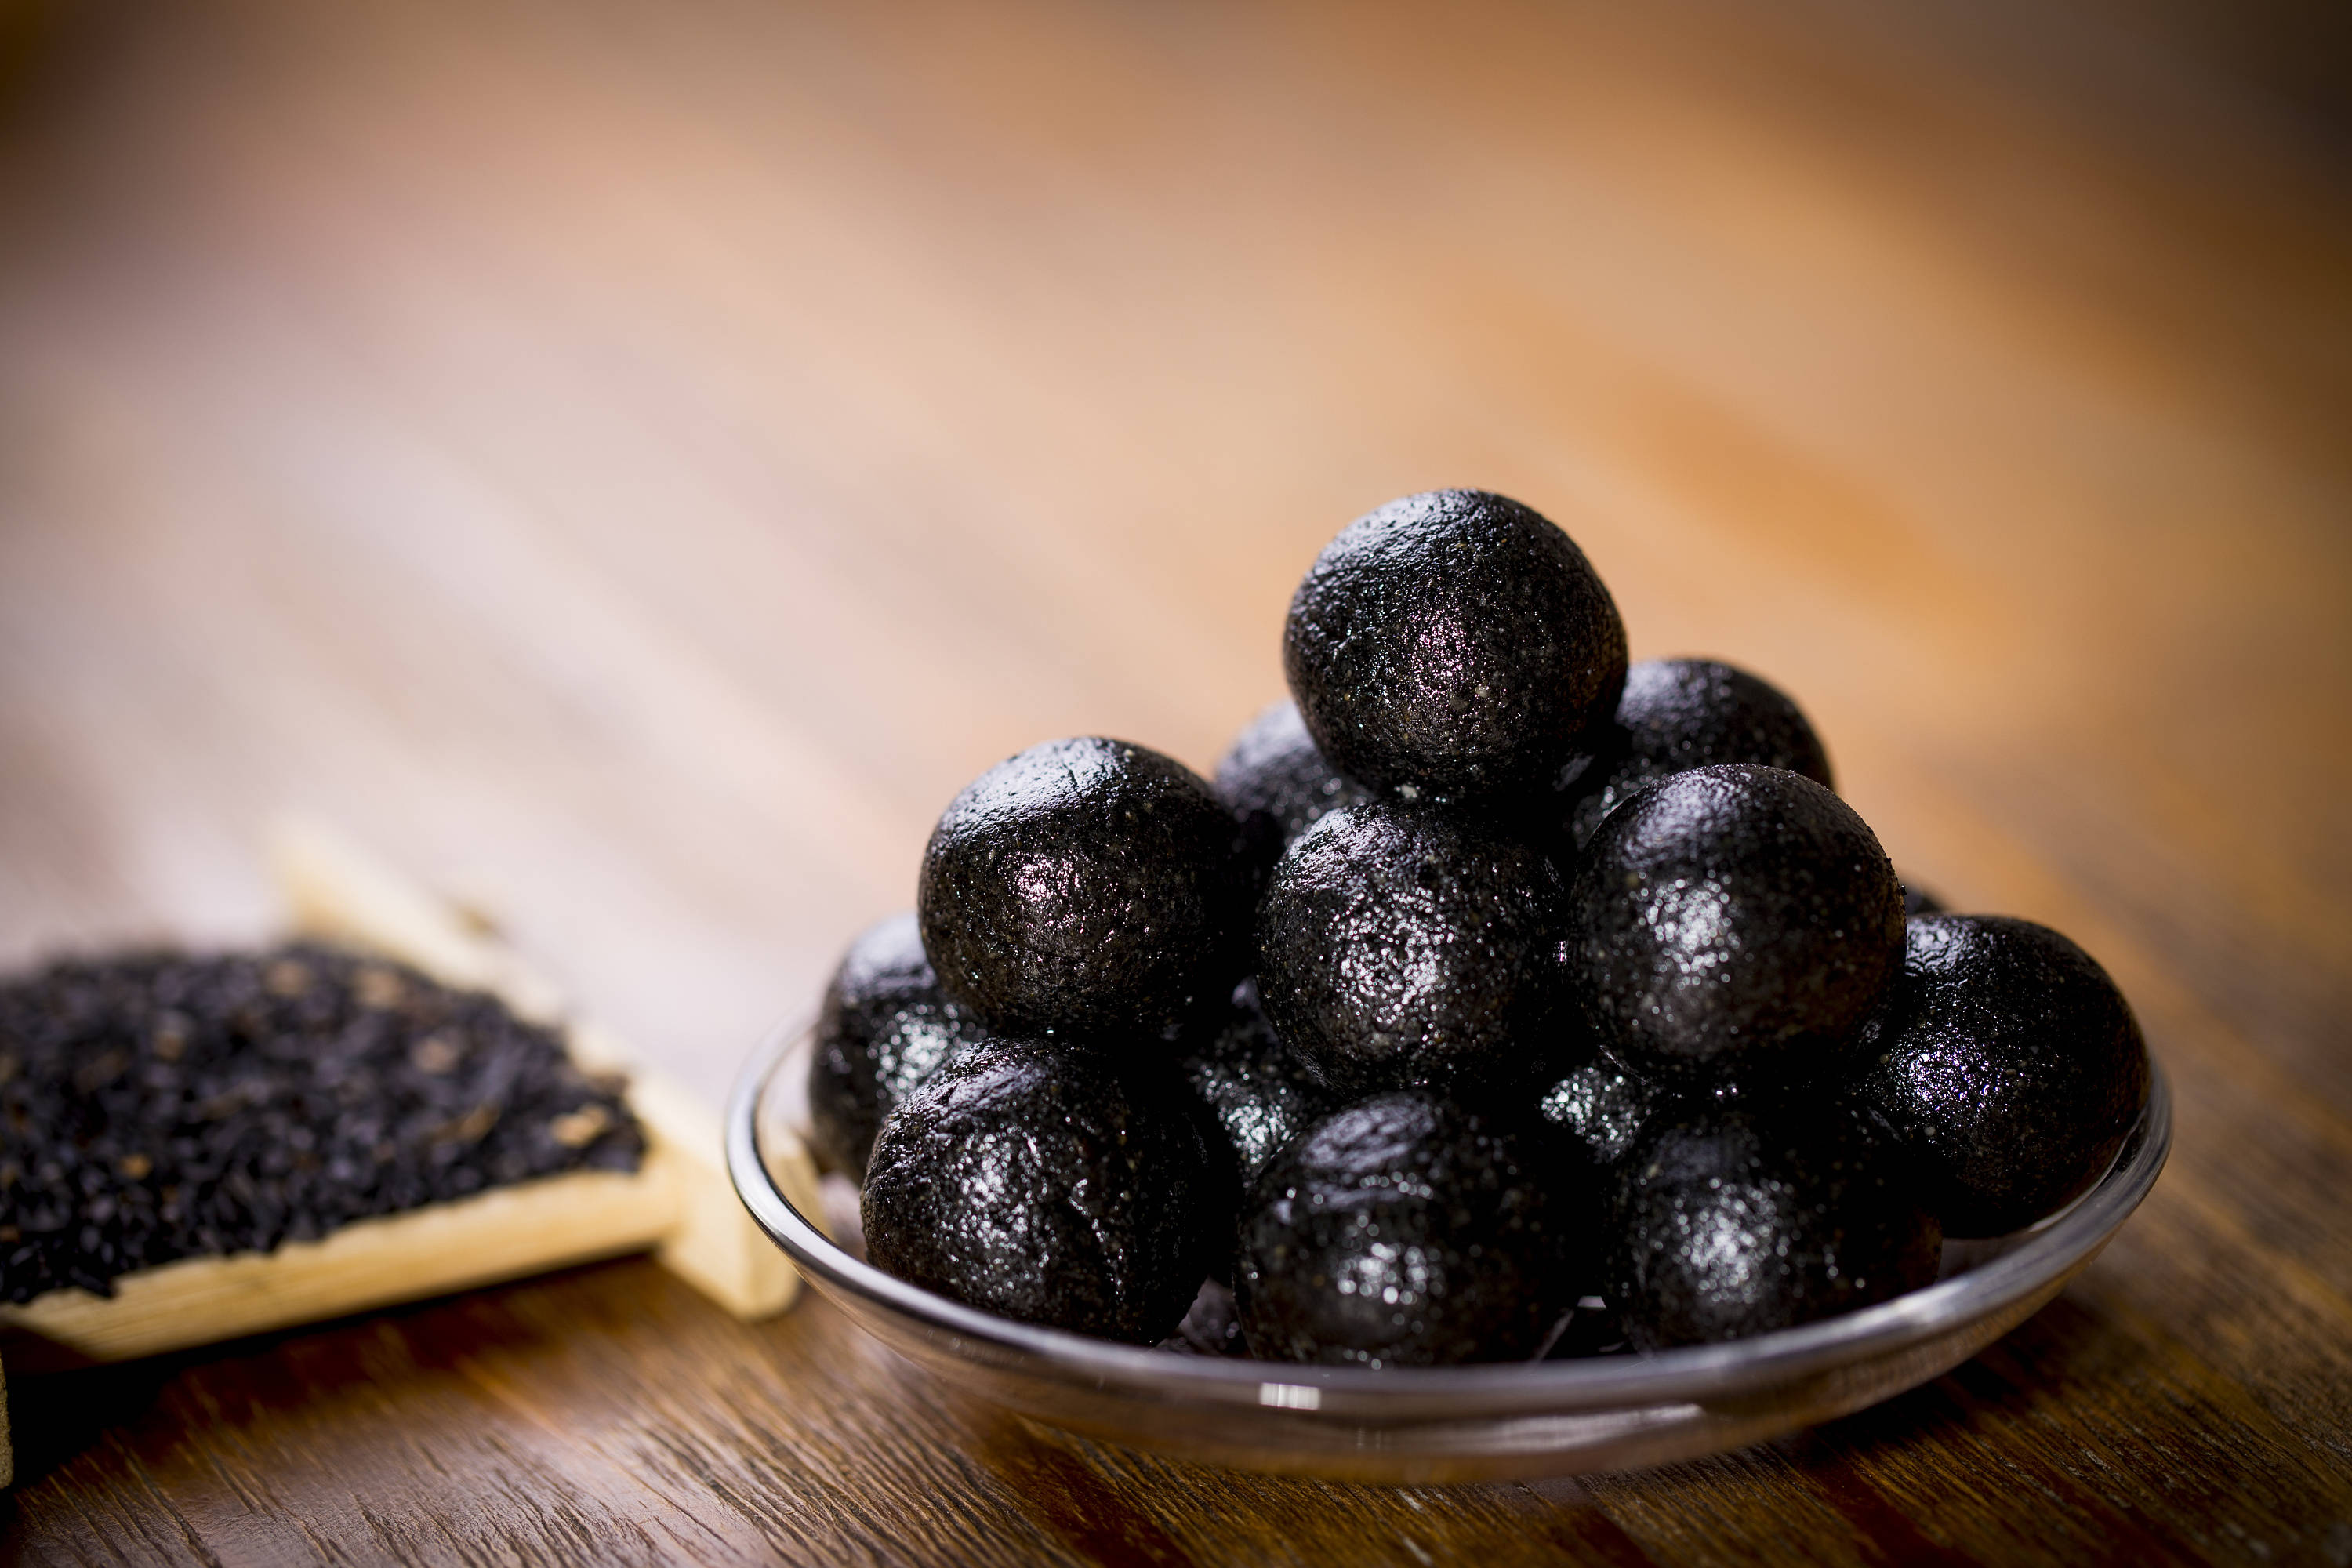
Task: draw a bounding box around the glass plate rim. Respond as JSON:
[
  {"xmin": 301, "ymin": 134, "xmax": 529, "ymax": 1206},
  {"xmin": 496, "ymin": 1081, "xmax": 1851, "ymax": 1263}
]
[{"xmin": 726, "ymin": 1015, "xmax": 2170, "ymax": 1413}]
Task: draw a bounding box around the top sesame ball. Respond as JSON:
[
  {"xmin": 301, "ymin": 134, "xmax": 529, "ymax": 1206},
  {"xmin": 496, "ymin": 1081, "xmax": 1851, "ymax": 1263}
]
[
  {"xmin": 1283, "ymin": 489, "xmax": 1627, "ymax": 806},
  {"xmin": 917, "ymin": 736, "xmax": 1251, "ymax": 1043}
]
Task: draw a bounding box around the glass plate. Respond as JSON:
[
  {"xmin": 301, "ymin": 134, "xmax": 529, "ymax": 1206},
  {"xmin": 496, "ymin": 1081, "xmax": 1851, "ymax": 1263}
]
[{"xmin": 726, "ymin": 1020, "xmax": 2169, "ymax": 1483}]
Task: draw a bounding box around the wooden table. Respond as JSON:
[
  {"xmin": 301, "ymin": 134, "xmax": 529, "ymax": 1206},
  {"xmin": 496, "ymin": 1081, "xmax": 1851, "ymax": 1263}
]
[{"xmin": 2, "ymin": 1, "xmax": 2347, "ymax": 1559}]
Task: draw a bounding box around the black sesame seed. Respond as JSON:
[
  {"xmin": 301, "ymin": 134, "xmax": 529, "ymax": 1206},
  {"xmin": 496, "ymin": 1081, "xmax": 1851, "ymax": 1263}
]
[{"xmin": 0, "ymin": 942, "xmax": 644, "ymax": 1303}]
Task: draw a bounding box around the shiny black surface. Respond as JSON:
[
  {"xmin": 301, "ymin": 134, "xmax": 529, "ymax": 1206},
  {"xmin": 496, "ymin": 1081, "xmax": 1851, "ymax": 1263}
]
[
  {"xmin": 1255, "ymin": 799, "xmax": 1577, "ymax": 1094},
  {"xmin": 805, "ymin": 912, "xmax": 989, "ymax": 1183},
  {"xmin": 1562, "ymin": 659, "xmax": 1834, "ymax": 848},
  {"xmin": 917, "ymin": 735, "xmax": 1251, "ymax": 1041},
  {"xmin": 861, "ymin": 1036, "xmax": 1214, "ymax": 1345},
  {"xmin": 1857, "ymin": 915, "xmax": 2151, "ymax": 1238},
  {"xmin": 1564, "ymin": 764, "xmax": 1904, "ymax": 1087},
  {"xmin": 1176, "ymin": 978, "xmax": 1338, "ymax": 1196},
  {"xmin": 1236, "ymin": 1090, "xmax": 1575, "ymax": 1368},
  {"xmin": 1213, "ymin": 698, "xmax": 1375, "ymax": 887},
  {"xmin": 1283, "ymin": 490, "xmax": 1626, "ymax": 805},
  {"xmin": 1606, "ymin": 1098, "xmax": 1941, "ymax": 1350},
  {"xmin": 1537, "ymin": 1056, "xmax": 1662, "ymax": 1169}
]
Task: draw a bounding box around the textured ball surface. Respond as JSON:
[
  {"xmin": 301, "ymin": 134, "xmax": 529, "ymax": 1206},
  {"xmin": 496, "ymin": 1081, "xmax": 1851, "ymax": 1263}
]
[
  {"xmin": 1607, "ymin": 1099, "xmax": 1941, "ymax": 1349},
  {"xmin": 806, "ymin": 913, "xmax": 990, "ymax": 1182},
  {"xmin": 1857, "ymin": 915, "xmax": 2149, "ymax": 1237},
  {"xmin": 1213, "ymin": 699, "xmax": 1375, "ymax": 887},
  {"xmin": 1563, "ymin": 659, "xmax": 1834, "ymax": 848},
  {"xmin": 1236, "ymin": 1091, "xmax": 1573, "ymax": 1367},
  {"xmin": 918, "ymin": 736, "xmax": 1250, "ymax": 1040},
  {"xmin": 1176, "ymin": 979, "xmax": 1338, "ymax": 1195},
  {"xmin": 1565, "ymin": 764, "xmax": 1904, "ymax": 1087},
  {"xmin": 1256, "ymin": 799, "xmax": 1577, "ymax": 1094},
  {"xmin": 1283, "ymin": 490, "xmax": 1627, "ymax": 804},
  {"xmin": 1537, "ymin": 1056, "xmax": 1661, "ymax": 1170},
  {"xmin": 862, "ymin": 1037, "xmax": 1214, "ymax": 1343}
]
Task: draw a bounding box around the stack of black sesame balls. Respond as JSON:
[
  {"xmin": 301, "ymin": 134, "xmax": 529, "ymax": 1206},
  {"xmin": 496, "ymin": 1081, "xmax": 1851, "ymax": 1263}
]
[{"xmin": 808, "ymin": 489, "xmax": 2151, "ymax": 1367}]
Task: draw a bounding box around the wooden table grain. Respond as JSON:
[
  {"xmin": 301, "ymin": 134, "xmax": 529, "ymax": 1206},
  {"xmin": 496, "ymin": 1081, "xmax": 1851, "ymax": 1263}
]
[{"xmin": 2, "ymin": 0, "xmax": 2348, "ymax": 1561}]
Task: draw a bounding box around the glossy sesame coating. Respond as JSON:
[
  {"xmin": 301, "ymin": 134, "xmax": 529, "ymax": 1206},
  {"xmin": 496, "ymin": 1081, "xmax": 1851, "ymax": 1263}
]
[
  {"xmin": 1176, "ymin": 979, "xmax": 1339, "ymax": 1195},
  {"xmin": 1236, "ymin": 1090, "xmax": 1575, "ymax": 1367},
  {"xmin": 1606, "ymin": 1098, "xmax": 1942, "ymax": 1350},
  {"xmin": 1537, "ymin": 1056, "xmax": 1662, "ymax": 1169},
  {"xmin": 1255, "ymin": 799, "xmax": 1578, "ymax": 1096},
  {"xmin": 1563, "ymin": 659, "xmax": 1835, "ymax": 848},
  {"xmin": 805, "ymin": 913, "xmax": 989, "ymax": 1183},
  {"xmin": 861, "ymin": 1036, "xmax": 1214, "ymax": 1344},
  {"xmin": 918, "ymin": 737, "xmax": 1252, "ymax": 1042},
  {"xmin": 1283, "ymin": 490, "xmax": 1627, "ymax": 806},
  {"xmin": 1564, "ymin": 764, "xmax": 1904, "ymax": 1088},
  {"xmin": 1213, "ymin": 699, "xmax": 1375, "ymax": 887},
  {"xmin": 1856, "ymin": 916, "xmax": 2150, "ymax": 1238}
]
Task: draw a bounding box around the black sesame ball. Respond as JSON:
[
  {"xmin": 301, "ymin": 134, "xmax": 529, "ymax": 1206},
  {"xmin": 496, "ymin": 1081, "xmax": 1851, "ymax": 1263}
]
[
  {"xmin": 1256, "ymin": 799, "xmax": 1577, "ymax": 1095},
  {"xmin": 1537, "ymin": 1055, "xmax": 1662, "ymax": 1170},
  {"xmin": 1176, "ymin": 978, "xmax": 1338, "ymax": 1195},
  {"xmin": 1857, "ymin": 916, "xmax": 2150, "ymax": 1237},
  {"xmin": 918, "ymin": 737, "xmax": 1251, "ymax": 1041},
  {"xmin": 861, "ymin": 1036, "xmax": 1214, "ymax": 1343},
  {"xmin": 1213, "ymin": 699, "xmax": 1374, "ymax": 887},
  {"xmin": 1607, "ymin": 1098, "xmax": 1942, "ymax": 1349},
  {"xmin": 805, "ymin": 913, "xmax": 989, "ymax": 1183},
  {"xmin": 1236, "ymin": 1090, "xmax": 1573, "ymax": 1367},
  {"xmin": 1900, "ymin": 881, "xmax": 1945, "ymax": 917},
  {"xmin": 1563, "ymin": 659, "xmax": 1834, "ymax": 848},
  {"xmin": 1283, "ymin": 490, "xmax": 1627, "ymax": 806},
  {"xmin": 1564, "ymin": 764, "xmax": 1904, "ymax": 1088}
]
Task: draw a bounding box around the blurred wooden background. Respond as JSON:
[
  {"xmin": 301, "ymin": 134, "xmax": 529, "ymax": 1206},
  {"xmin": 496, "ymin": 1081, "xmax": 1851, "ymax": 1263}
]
[{"xmin": 1, "ymin": 0, "xmax": 2347, "ymax": 1561}]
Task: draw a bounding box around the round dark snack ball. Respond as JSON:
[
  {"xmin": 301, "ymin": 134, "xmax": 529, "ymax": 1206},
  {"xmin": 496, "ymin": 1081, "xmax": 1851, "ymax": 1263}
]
[
  {"xmin": 862, "ymin": 1036, "xmax": 1214, "ymax": 1344},
  {"xmin": 1177, "ymin": 978, "xmax": 1338, "ymax": 1196},
  {"xmin": 1565, "ymin": 764, "xmax": 1904, "ymax": 1087},
  {"xmin": 1607, "ymin": 1099, "xmax": 1942, "ymax": 1349},
  {"xmin": 1857, "ymin": 915, "xmax": 2150, "ymax": 1238},
  {"xmin": 918, "ymin": 736, "xmax": 1251, "ymax": 1040},
  {"xmin": 1537, "ymin": 1055, "xmax": 1662, "ymax": 1170},
  {"xmin": 1214, "ymin": 699, "xmax": 1375, "ymax": 886},
  {"xmin": 1563, "ymin": 659, "xmax": 1835, "ymax": 848},
  {"xmin": 805, "ymin": 913, "xmax": 990, "ymax": 1183},
  {"xmin": 1283, "ymin": 489, "xmax": 1628, "ymax": 806},
  {"xmin": 1236, "ymin": 1090, "xmax": 1574, "ymax": 1367},
  {"xmin": 1256, "ymin": 799, "xmax": 1577, "ymax": 1095}
]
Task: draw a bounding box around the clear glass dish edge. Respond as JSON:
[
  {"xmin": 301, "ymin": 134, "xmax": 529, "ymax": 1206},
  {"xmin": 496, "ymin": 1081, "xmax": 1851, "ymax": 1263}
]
[{"xmin": 725, "ymin": 1016, "xmax": 2172, "ymax": 1426}]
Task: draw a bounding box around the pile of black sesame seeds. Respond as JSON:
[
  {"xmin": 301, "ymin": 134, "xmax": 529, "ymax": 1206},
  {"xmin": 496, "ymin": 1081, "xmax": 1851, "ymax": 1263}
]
[{"xmin": 0, "ymin": 942, "xmax": 644, "ymax": 1303}]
